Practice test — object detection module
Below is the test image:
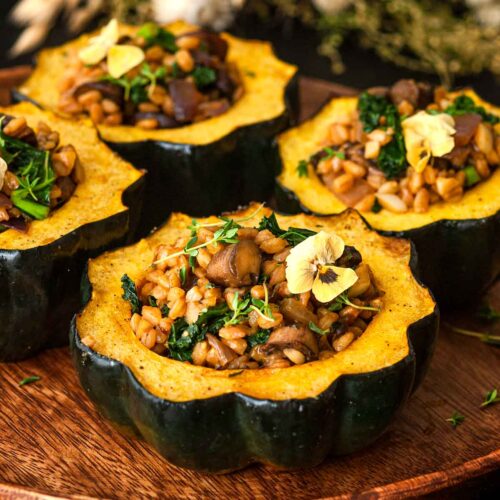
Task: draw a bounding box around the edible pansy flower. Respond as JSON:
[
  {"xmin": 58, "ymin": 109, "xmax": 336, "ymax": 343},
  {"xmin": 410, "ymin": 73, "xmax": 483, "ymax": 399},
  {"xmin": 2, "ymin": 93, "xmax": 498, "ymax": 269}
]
[
  {"xmin": 285, "ymin": 231, "xmax": 358, "ymax": 303},
  {"xmin": 402, "ymin": 111, "xmax": 456, "ymax": 173},
  {"xmin": 78, "ymin": 19, "xmax": 120, "ymax": 65},
  {"xmin": 107, "ymin": 45, "xmax": 145, "ymax": 78},
  {"xmin": 78, "ymin": 19, "xmax": 145, "ymax": 78}
]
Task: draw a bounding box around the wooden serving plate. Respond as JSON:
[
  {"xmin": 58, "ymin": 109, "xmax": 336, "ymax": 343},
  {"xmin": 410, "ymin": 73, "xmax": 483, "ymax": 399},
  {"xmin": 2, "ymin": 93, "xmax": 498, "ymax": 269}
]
[{"xmin": 0, "ymin": 71, "xmax": 499, "ymax": 499}]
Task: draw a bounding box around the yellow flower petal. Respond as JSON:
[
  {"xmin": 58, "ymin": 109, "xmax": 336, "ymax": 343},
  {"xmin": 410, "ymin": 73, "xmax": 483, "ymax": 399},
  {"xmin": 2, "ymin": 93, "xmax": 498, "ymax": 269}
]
[
  {"xmin": 78, "ymin": 43, "xmax": 108, "ymax": 66},
  {"xmin": 312, "ymin": 265, "xmax": 358, "ymax": 303},
  {"xmin": 97, "ymin": 18, "xmax": 119, "ymax": 47},
  {"xmin": 313, "ymin": 231, "xmax": 345, "ymax": 265},
  {"xmin": 285, "ymin": 259, "xmax": 316, "ymax": 294},
  {"xmin": 402, "ymin": 111, "xmax": 456, "ymax": 173},
  {"xmin": 286, "ymin": 230, "xmax": 348, "ymax": 295},
  {"xmin": 78, "ymin": 19, "xmax": 120, "ymax": 65},
  {"xmin": 107, "ymin": 45, "xmax": 145, "ymax": 78}
]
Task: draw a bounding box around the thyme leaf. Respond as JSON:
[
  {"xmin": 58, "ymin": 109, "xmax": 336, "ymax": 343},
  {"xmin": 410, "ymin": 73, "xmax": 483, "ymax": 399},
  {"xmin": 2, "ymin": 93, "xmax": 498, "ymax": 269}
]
[{"xmin": 446, "ymin": 411, "xmax": 465, "ymax": 428}]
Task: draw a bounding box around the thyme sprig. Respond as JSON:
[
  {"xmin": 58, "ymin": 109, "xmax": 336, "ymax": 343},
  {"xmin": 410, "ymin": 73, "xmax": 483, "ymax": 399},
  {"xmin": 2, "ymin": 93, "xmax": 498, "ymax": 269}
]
[
  {"xmin": 153, "ymin": 204, "xmax": 266, "ymax": 267},
  {"xmin": 481, "ymin": 389, "xmax": 499, "ymax": 408},
  {"xmin": 446, "ymin": 411, "xmax": 465, "ymax": 429},
  {"xmin": 445, "ymin": 324, "xmax": 500, "ymax": 346},
  {"xmin": 329, "ymin": 292, "xmax": 381, "ymax": 313}
]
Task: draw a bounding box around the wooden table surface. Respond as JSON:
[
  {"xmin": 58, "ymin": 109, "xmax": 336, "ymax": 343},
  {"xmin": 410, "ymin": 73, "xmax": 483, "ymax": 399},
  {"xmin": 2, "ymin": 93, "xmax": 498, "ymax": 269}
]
[{"xmin": 0, "ymin": 72, "xmax": 499, "ymax": 500}]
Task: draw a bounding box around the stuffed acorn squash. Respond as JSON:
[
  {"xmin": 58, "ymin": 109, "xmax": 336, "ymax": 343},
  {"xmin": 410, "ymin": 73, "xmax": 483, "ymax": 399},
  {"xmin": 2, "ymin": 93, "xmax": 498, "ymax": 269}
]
[
  {"xmin": 0, "ymin": 102, "xmax": 143, "ymax": 361},
  {"xmin": 71, "ymin": 203, "xmax": 437, "ymax": 473},
  {"xmin": 276, "ymin": 80, "xmax": 500, "ymax": 308},
  {"xmin": 18, "ymin": 20, "xmax": 298, "ymax": 235}
]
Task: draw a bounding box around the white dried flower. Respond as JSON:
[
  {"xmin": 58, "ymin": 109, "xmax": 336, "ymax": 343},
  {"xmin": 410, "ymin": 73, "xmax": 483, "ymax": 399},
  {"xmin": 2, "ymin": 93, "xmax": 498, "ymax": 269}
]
[
  {"xmin": 312, "ymin": 0, "xmax": 352, "ymax": 15},
  {"xmin": 152, "ymin": 0, "xmax": 246, "ymax": 31}
]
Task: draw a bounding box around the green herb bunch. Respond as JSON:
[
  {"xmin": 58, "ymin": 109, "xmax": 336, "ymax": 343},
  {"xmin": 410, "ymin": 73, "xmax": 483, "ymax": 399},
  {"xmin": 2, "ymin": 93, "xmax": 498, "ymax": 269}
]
[{"xmin": 0, "ymin": 119, "xmax": 55, "ymax": 220}]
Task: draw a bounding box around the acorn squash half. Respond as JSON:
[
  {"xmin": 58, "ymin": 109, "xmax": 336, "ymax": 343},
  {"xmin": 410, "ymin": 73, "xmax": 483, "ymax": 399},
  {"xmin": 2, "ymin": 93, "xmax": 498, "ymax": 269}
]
[
  {"xmin": 0, "ymin": 102, "xmax": 143, "ymax": 361},
  {"xmin": 18, "ymin": 21, "xmax": 298, "ymax": 235},
  {"xmin": 70, "ymin": 204, "xmax": 437, "ymax": 473},
  {"xmin": 276, "ymin": 90, "xmax": 500, "ymax": 309}
]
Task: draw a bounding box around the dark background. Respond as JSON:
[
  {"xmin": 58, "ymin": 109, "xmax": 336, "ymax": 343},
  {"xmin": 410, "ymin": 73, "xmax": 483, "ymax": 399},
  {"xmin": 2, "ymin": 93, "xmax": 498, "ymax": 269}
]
[{"xmin": 0, "ymin": 1, "xmax": 498, "ymax": 103}]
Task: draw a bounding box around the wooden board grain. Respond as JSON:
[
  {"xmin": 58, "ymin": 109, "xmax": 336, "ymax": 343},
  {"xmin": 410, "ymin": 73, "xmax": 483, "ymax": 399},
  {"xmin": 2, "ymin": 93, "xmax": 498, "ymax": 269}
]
[{"xmin": 0, "ymin": 71, "xmax": 499, "ymax": 500}]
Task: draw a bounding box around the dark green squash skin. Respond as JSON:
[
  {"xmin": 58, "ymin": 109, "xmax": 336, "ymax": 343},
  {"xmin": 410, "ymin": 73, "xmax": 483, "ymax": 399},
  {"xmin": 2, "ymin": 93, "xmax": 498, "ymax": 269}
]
[
  {"xmin": 70, "ymin": 242, "xmax": 438, "ymax": 473},
  {"xmin": 275, "ymin": 182, "xmax": 500, "ymax": 310},
  {"xmin": 0, "ymin": 177, "xmax": 144, "ymax": 362},
  {"xmin": 105, "ymin": 76, "xmax": 299, "ymax": 237}
]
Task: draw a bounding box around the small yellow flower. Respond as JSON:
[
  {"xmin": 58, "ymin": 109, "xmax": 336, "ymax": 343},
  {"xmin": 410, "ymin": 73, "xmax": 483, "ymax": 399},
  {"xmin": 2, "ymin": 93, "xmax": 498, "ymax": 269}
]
[
  {"xmin": 107, "ymin": 45, "xmax": 145, "ymax": 78},
  {"xmin": 402, "ymin": 111, "xmax": 456, "ymax": 173},
  {"xmin": 285, "ymin": 231, "xmax": 358, "ymax": 303},
  {"xmin": 79, "ymin": 19, "xmax": 120, "ymax": 65}
]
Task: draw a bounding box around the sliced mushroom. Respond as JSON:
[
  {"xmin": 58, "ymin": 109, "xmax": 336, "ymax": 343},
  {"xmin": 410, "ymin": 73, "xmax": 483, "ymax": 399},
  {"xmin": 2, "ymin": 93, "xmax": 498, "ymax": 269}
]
[
  {"xmin": 0, "ymin": 193, "xmax": 13, "ymax": 209},
  {"xmin": 206, "ymin": 240, "xmax": 261, "ymax": 288},
  {"xmin": 168, "ymin": 79, "xmax": 203, "ymax": 123},
  {"xmin": 206, "ymin": 334, "xmax": 238, "ymax": 368},
  {"xmin": 280, "ymin": 298, "xmax": 318, "ymax": 326},
  {"xmin": 336, "ymin": 245, "xmax": 362, "ymax": 268},
  {"xmin": 73, "ymin": 81, "xmax": 124, "ymax": 105},
  {"xmin": 453, "ymin": 114, "xmax": 482, "ymax": 147},
  {"xmin": 388, "ymin": 79, "xmax": 419, "ymax": 107},
  {"xmin": 262, "ymin": 326, "xmax": 319, "ymax": 361},
  {"xmin": 226, "ymin": 355, "xmax": 259, "ymax": 370},
  {"xmin": 443, "ymin": 145, "xmax": 471, "ymax": 168}
]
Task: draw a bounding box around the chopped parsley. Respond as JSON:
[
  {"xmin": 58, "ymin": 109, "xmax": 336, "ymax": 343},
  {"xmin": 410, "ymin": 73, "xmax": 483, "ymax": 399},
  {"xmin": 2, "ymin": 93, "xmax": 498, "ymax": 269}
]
[
  {"xmin": 247, "ymin": 329, "xmax": 271, "ymax": 349},
  {"xmin": 463, "ymin": 166, "xmax": 481, "ymax": 187},
  {"xmin": 192, "ymin": 66, "xmax": 217, "ymax": 88},
  {"xmin": 296, "ymin": 147, "xmax": 345, "ymax": 177},
  {"xmin": 358, "ymin": 92, "xmax": 407, "ymax": 179},
  {"xmin": 444, "ymin": 95, "xmax": 499, "ymax": 125},
  {"xmin": 121, "ymin": 274, "xmax": 141, "ymax": 314},
  {"xmin": 137, "ymin": 23, "xmax": 177, "ymax": 53},
  {"xmin": 296, "ymin": 159, "xmax": 309, "ymax": 177},
  {"xmin": 258, "ymin": 212, "xmax": 316, "ymax": 246}
]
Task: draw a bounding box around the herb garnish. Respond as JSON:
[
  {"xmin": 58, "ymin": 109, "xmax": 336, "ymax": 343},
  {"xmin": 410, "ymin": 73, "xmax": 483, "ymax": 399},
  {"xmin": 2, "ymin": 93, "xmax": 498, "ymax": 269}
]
[
  {"xmin": 19, "ymin": 375, "xmax": 41, "ymax": 387},
  {"xmin": 329, "ymin": 292, "xmax": 380, "ymax": 313},
  {"xmin": 481, "ymin": 388, "xmax": 499, "ymax": 408},
  {"xmin": 358, "ymin": 92, "xmax": 406, "ymax": 178},
  {"xmin": 179, "ymin": 266, "xmax": 187, "ymax": 285},
  {"xmin": 137, "ymin": 23, "xmax": 177, "ymax": 53},
  {"xmin": 0, "ymin": 119, "xmax": 55, "ymax": 220},
  {"xmin": 308, "ymin": 321, "xmax": 328, "ymax": 335},
  {"xmin": 463, "ymin": 165, "xmax": 481, "ymax": 187},
  {"xmin": 192, "ymin": 67, "xmax": 217, "ymax": 88},
  {"xmin": 371, "ymin": 198, "xmax": 383, "ymax": 213},
  {"xmin": 121, "ymin": 274, "xmax": 141, "ymax": 314},
  {"xmin": 296, "ymin": 146, "xmax": 345, "ymax": 177},
  {"xmin": 258, "ymin": 212, "xmax": 316, "ymax": 247},
  {"xmin": 296, "ymin": 159, "xmax": 309, "ymax": 178},
  {"xmin": 444, "ymin": 95, "xmax": 499, "ymax": 125},
  {"xmin": 102, "ymin": 63, "xmax": 167, "ymax": 103},
  {"xmin": 477, "ymin": 304, "xmax": 500, "ymax": 321},
  {"xmin": 247, "ymin": 329, "xmax": 271, "ymax": 348},
  {"xmin": 446, "ymin": 411, "xmax": 465, "ymax": 428},
  {"xmin": 445, "ymin": 324, "xmax": 500, "ymax": 346}
]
